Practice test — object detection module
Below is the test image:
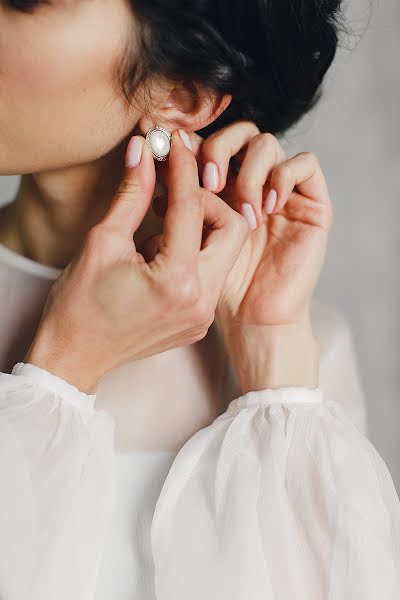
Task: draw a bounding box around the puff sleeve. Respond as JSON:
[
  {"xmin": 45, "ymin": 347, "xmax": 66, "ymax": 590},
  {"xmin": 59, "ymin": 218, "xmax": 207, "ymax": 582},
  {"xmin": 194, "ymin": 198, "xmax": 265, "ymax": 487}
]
[
  {"xmin": 0, "ymin": 362, "xmax": 116, "ymax": 600},
  {"xmin": 151, "ymin": 386, "xmax": 400, "ymax": 600}
]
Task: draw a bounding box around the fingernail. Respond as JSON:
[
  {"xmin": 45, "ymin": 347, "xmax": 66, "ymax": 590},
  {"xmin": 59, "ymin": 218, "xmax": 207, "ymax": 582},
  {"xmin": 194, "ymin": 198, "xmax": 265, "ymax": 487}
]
[
  {"xmin": 265, "ymin": 189, "xmax": 277, "ymax": 214},
  {"xmin": 203, "ymin": 162, "xmax": 219, "ymax": 191},
  {"xmin": 178, "ymin": 129, "xmax": 193, "ymax": 151},
  {"xmin": 241, "ymin": 203, "xmax": 257, "ymax": 230},
  {"xmin": 126, "ymin": 136, "xmax": 143, "ymax": 167}
]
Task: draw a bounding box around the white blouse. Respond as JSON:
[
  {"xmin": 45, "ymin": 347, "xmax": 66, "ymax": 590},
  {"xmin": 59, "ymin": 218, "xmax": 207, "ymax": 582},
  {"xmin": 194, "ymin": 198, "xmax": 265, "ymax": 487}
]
[{"xmin": 0, "ymin": 239, "xmax": 399, "ymax": 600}]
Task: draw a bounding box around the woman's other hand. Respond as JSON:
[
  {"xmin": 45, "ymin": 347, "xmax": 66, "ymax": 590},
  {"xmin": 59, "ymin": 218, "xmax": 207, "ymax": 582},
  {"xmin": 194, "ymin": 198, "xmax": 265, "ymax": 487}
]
[
  {"xmin": 215, "ymin": 131, "xmax": 334, "ymax": 328},
  {"xmin": 215, "ymin": 130, "xmax": 333, "ymax": 391},
  {"xmin": 153, "ymin": 124, "xmax": 333, "ymax": 329},
  {"xmin": 153, "ymin": 124, "xmax": 333, "ymax": 392},
  {"xmin": 24, "ymin": 130, "xmax": 250, "ymax": 394},
  {"xmin": 153, "ymin": 121, "xmax": 264, "ymax": 223}
]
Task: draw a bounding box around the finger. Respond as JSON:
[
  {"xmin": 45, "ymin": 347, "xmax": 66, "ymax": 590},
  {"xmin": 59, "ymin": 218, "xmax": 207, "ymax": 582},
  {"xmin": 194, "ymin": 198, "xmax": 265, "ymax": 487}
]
[
  {"xmin": 268, "ymin": 152, "xmax": 332, "ymax": 215},
  {"xmin": 198, "ymin": 190, "xmax": 250, "ymax": 285},
  {"xmin": 159, "ymin": 130, "xmax": 204, "ymax": 268},
  {"xmin": 200, "ymin": 121, "xmax": 260, "ymax": 193},
  {"xmin": 234, "ymin": 132, "xmax": 286, "ymax": 226},
  {"xmin": 152, "ymin": 190, "xmax": 240, "ymax": 237},
  {"xmin": 101, "ymin": 135, "xmax": 156, "ymax": 238},
  {"xmin": 152, "ymin": 187, "xmax": 250, "ymax": 280},
  {"xmin": 151, "ymin": 184, "xmax": 250, "ymax": 287},
  {"xmin": 154, "ymin": 131, "xmax": 204, "ymax": 190}
]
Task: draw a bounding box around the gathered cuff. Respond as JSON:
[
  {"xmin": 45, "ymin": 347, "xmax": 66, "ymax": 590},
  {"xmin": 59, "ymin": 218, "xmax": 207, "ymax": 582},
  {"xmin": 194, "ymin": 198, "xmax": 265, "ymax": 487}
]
[
  {"xmin": 227, "ymin": 385, "xmax": 324, "ymax": 413},
  {"xmin": 11, "ymin": 362, "xmax": 97, "ymax": 410}
]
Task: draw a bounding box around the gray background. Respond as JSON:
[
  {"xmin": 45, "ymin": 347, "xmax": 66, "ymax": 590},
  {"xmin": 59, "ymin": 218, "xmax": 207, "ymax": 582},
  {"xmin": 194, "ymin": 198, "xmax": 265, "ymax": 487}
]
[{"xmin": 1, "ymin": 1, "xmax": 399, "ymax": 488}]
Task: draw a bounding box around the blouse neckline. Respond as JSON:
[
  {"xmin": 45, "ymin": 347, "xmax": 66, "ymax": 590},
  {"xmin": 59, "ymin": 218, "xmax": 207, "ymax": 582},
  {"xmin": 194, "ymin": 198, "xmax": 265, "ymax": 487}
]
[{"xmin": 0, "ymin": 241, "xmax": 63, "ymax": 280}]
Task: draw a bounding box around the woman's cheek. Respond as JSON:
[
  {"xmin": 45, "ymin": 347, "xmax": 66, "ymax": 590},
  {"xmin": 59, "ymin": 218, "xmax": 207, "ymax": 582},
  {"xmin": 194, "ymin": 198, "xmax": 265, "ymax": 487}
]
[{"xmin": 0, "ymin": 2, "xmax": 135, "ymax": 171}]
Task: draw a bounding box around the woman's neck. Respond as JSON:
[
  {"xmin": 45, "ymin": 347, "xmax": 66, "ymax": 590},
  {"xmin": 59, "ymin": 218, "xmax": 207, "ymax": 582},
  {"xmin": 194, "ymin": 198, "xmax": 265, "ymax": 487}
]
[{"xmin": 0, "ymin": 143, "xmax": 165, "ymax": 269}]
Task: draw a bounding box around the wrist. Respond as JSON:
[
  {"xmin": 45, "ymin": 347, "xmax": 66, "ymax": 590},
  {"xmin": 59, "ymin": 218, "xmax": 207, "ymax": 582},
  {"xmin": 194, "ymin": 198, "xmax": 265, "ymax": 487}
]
[
  {"xmin": 222, "ymin": 319, "xmax": 320, "ymax": 394},
  {"xmin": 24, "ymin": 325, "xmax": 103, "ymax": 395}
]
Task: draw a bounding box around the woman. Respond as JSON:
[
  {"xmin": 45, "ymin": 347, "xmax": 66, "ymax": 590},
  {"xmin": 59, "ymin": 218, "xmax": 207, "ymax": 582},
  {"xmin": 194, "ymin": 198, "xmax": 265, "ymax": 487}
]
[{"xmin": 0, "ymin": 1, "xmax": 398, "ymax": 599}]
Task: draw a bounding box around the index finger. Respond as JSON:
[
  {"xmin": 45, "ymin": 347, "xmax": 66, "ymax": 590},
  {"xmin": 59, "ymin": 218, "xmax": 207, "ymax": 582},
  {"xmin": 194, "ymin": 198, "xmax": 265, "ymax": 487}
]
[
  {"xmin": 160, "ymin": 130, "xmax": 204, "ymax": 267},
  {"xmin": 200, "ymin": 120, "xmax": 260, "ymax": 192},
  {"xmin": 154, "ymin": 130, "xmax": 204, "ymax": 189}
]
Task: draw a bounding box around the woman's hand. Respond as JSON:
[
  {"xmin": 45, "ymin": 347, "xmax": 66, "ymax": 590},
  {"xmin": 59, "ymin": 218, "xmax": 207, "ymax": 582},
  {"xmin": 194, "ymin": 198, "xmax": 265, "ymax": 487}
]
[
  {"xmin": 216, "ymin": 133, "xmax": 334, "ymax": 329},
  {"xmin": 204, "ymin": 128, "xmax": 333, "ymax": 392},
  {"xmin": 24, "ymin": 130, "xmax": 250, "ymax": 394},
  {"xmin": 153, "ymin": 123, "xmax": 333, "ymax": 328},
  {"xmin": 153, "ymin": 124, "xmax": 333, "ymax": 392},
  {"xmin": 153, "ymin": 121, "xmax": 267, "ymax": 225}
]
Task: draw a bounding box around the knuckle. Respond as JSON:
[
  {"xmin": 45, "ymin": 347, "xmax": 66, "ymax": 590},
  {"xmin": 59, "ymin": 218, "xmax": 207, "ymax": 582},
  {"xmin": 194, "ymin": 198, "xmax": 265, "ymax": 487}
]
[
  {"xmin": 188, "ymin": 326, "xmax": 208, "ymax": 345},
  {"xmin": 192, "ymin": 298, "xmax": 214, "ymax": 328},
  {"xmin": 242, "ymin": 120, "xmax": 261, "ymax": 137},
  {"xmin": 276, "ymin": 162, "xmax": 293, "ymax": 181},
  {"xmin": 116, "ymin": 177, "xmax": 142, "ymax": 199},
  {"xmin": 201, "ymin": 134, "xmax": 223, "ymax": 156},
  {"xmin": 160, "ymin": 267, "xmax": 200, "ymax": 306},
  {"xmin": 235, "ymin": 172, "xmax": 259, "ymax": 198},
  {"xmin": 178, "ymin": 275, "xmax": 201, "ymax": 305},
  {"xmin": 194, "ymin": 324, "xmax": 212, "ymax": 342},
  {"xmin": 83, "ymin": 223, "xmax": 118, "ymax": 266},
  {"xmin": 202, "ymin": 121, "xmax": 260, "ymax": 157},
  {"xmin": 251, "ymin": 132, "xmax": 277, "ymax": 152},
  {"xmin": 299, "ymin": 151, "xmax": 319, "ymax": 165}
]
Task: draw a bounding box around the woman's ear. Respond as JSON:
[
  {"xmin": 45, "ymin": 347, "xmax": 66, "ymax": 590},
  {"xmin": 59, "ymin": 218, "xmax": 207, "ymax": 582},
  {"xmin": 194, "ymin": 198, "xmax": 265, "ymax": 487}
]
[{"xmin": 136, "ymin": 80, "xmax": 232, "ymax": 136}]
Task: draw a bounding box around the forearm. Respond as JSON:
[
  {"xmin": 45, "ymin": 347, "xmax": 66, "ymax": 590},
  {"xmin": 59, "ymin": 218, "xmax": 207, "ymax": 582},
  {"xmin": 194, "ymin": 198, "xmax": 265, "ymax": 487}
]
[{"xmin": 221, "ymin": 319, "xmax": 320, "ymax": 395}]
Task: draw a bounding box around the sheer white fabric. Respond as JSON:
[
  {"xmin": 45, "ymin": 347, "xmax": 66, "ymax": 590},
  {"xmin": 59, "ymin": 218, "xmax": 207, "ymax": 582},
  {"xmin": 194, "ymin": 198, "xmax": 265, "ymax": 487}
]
[
  {"xmin": 151, "ymin": 386, "xmax": 400, "ymax": 599},
  {"xmin": 0, "ymin": 363, "xmax": 116, "ymax": 600},
  {"xmin": 0, "ymin": 238, "xmax": 399, "ymax": 599}
]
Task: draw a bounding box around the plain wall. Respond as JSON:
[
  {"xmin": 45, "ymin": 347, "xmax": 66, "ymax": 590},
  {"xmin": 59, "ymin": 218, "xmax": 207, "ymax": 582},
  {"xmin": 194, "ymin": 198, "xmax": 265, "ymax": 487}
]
[{"xmin": 1, "ymin": 0, "xmax": 399, "ymax": 488}]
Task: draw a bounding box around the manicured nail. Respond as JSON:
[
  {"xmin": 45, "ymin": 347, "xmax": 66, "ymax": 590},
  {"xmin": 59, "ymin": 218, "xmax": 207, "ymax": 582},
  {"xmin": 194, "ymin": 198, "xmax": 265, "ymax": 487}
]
[
  {"xmin": 241, "ymin": 203, "xmax": 257, "ymax": 230},
  {"xmin": 203, "ymin": 161, "xmax": 219, "ymax": 191},
  {"xmin": 178, "ymin": 129, "xmax": 193, "ymax": 151},
  {"xmin": 126, "ymin": 136, "xmax": 143, "ymax": 167},
  {"xmin": 265, "ymin": 189, "xmax": 277, "ymax": 214}
]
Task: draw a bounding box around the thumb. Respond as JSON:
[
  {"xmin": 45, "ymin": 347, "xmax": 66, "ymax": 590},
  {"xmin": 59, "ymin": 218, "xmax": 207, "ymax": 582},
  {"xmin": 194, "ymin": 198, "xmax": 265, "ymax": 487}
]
[{"xmin": 102, "ymin": 135, "xmax": 156, "ymax": 237}]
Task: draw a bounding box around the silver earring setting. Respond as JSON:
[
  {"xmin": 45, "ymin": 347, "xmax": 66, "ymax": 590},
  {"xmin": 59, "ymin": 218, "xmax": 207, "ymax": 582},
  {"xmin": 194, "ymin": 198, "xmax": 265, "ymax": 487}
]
[{"xmin": 145, "ymin": 125, "xmax": 171, "ymax": 161}]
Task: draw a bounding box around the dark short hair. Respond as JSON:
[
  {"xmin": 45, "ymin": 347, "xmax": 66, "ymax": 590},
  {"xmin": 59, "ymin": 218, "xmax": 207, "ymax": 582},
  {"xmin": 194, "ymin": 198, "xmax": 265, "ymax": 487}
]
[{"xmin": 118, "ymin": 0, "xmax": 346, "ymax": 138}]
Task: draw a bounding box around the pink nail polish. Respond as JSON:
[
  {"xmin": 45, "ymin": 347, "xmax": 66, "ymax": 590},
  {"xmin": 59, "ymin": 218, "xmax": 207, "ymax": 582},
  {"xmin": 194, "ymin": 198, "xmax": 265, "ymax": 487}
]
[
  {"xmin": 178, "ymin": 129, "xmax": 193, "ymax": 151},
  {"xmin": 203, "ymin": 162, "xmax": 219, "ymax": 191},
  {"xmin": 126, "ymin": 136, "xmax": 143, "ymax": 168},
  {"xmin": 241, "ymin": 203, "xmax": 257, "ymax": 230},
  {"xmin": 265, "ymin": 189, "xmax": 277, "ymax": 214}
]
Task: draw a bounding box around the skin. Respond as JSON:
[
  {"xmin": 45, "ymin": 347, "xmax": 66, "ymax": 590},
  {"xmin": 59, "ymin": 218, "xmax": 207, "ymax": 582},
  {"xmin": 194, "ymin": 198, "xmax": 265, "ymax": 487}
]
[
  {"xmin": 148, "ymin": 127, "xmax": 333, "ymax": 392},
  {"xmin": 25, "ymin": 131, "xmax": 250, "ymax": 392},
  {"xmin": 0, "ymin": 0, "xmax": 143, "ymax": 267},
  {"xmin": 0, "ymin": 0, "xmax": 231, "ymax": 266},
  {"xmin": 0, "ymin": 0, "xmax": 135, "ymax": 174},
  {"xmin": 0, "ymin": 0, "xmax": 330, "ymax": 394}
]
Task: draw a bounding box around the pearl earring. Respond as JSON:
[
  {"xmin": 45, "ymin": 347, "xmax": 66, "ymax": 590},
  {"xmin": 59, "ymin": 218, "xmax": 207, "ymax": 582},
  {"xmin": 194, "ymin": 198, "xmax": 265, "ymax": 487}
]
[{"xmin": 145, "ymin": 125, "xmax": 171, "ymax": 161}]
